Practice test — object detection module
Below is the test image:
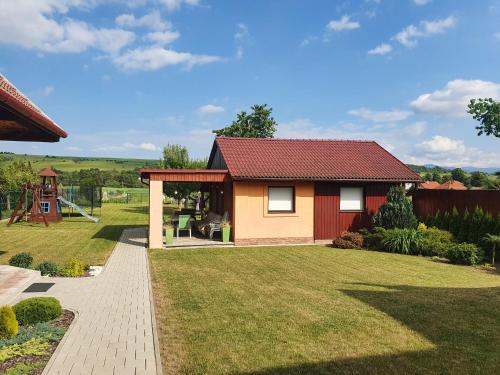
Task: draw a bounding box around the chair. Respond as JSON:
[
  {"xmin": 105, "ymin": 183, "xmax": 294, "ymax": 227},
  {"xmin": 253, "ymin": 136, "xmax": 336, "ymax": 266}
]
[
  {"xmin": 209, "ymin": 211, "xmax": 229, "ymax": 240},
  {"xmin": 176, "ymin": 215, "xmax": 192, "ymax": 238}
]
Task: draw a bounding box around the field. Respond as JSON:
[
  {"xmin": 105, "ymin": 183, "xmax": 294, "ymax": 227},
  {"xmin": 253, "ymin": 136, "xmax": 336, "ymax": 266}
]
[
  {"xmin": 0, "ymin": 203, "xmax": 149, "ymax": 267},
  {"xmin": 150, "ymin": 246, "xmax": 500, "ymax": 375},
  {"xmin": 0, "ymin": 153, "xmax": 157, "ymax": 172}
]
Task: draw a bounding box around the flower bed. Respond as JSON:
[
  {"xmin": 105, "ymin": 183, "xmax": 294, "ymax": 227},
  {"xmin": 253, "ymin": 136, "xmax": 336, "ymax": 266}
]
[{"xmin": 0, "ymin": 310, "xmax": 73, "ymax": 375}]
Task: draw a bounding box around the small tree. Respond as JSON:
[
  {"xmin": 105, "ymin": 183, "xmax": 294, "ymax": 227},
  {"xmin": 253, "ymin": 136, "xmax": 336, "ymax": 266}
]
[
  {"xmin": 433, "ymin": 210, "xmax": 442, "ymax": 229},
  {"xmin": 449, "ymin": 206, "xmax": 461, "ymax": 237},
  {"xmin": 451, "ymin": 168, "xmax": 467, "ymax": 183},
  {"xmin": 468, "ymin": 206, "xmax": 485, "ymax": 244},
  {"xmin": 457, "ymin": 208, "xmax": 470, "ymax": 243},
  {"xmin": 213, "ymin": 104, "xmax": 277, "ymax": 138},
  {"xmin": 483, "ymin": 234, "xmax": 500, "ymax": 265},
  {"xmin": 372, "ymin": 186, "xmax": 417, "ymax": 229},
  {"xmin": 467, "ymin": 98, "xmax": 500, "ymax": 137}
]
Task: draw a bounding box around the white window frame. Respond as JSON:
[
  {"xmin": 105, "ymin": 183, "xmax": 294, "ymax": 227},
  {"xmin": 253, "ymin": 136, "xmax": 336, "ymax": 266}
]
[
  {"xmin": 268, "ymin": 186, "xmax": 295, "ymax": 213},
  {"xmin": 340, "ymin": 187, "xmax": 364, "ymax": 211},
  {"xmin": 41, "ymin": 201, "xmax": 50, "ymax": 214}
]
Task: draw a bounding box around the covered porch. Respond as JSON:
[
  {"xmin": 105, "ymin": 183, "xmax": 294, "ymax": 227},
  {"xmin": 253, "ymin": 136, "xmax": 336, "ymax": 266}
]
[{"xmin": 139, "ymin": 169, "xmax": 233, "ymax": 249}]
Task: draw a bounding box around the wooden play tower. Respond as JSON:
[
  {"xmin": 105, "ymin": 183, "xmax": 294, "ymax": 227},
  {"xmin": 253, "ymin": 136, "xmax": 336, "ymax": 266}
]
[{"xmin": 8, "ymin": 168, "xmax": 62, "ymax": 226}]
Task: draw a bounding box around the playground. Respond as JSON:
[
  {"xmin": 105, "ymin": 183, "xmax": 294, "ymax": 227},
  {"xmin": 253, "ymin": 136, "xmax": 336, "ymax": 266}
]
[{"xmin": 0, "ymin": 202, "xmax": 150, "ymax": 267}]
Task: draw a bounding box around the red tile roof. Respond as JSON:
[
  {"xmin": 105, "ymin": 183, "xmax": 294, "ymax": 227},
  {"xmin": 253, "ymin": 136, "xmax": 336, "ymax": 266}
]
[
  {"xmin": 0, "ymin": 74, "xmax": 67, "ymax": 139},
  {"xmin": 212, "ymin": 137, "xmax": 421, "ymax": 182},
  {"xmin": 39, "ymin": 168, "xmax": 58, "ymax": 177},
  {"xmin": 420, "ymin": 181, "xmax": 441, "ymax": 189},
  {"xmin": 436, "ymin": 180, "xmax": 466, "ymax": 190}
]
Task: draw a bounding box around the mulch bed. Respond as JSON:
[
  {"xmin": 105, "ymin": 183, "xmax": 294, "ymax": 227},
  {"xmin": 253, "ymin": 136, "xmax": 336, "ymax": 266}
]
[{"xmin": 0, "ymin": 310, "xmax": 74, "ymax": 375}]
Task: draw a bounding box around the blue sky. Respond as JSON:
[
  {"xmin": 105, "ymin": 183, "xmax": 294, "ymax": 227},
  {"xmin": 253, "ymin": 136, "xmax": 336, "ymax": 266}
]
[{"xmin": 0, "ymin": 0, "xmax": 499, "ymax": 168}]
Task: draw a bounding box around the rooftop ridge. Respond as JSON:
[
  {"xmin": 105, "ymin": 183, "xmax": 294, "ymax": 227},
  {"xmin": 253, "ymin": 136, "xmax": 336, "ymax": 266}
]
[{"xmin": 216, "ymin": 136, "xmax": 376, "ymax": 143}]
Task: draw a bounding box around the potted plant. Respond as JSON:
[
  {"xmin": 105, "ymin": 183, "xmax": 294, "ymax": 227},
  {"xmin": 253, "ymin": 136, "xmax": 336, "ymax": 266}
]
[
  {"xmin": 221, "ymin": 219, "xmax": 231, "ymax": 243},
  {"xmin": 164, "ymin": 222, "xmax": 174, "ymax": 246}
]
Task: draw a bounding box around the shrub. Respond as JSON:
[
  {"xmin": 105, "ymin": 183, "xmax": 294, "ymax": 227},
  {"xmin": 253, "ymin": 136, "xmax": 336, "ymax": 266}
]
[
  {"xmin": 59, "ymin": 258, "xmax": 85, "ymax": 277},
  {"xmin": 417, "ymin": 222, "xmax": 427, "ymax": 231},
  {"xmin": 419, "ymin": 228, "xmax": 455, "ymax": 257},
  {"xmin": 457, "ymin": 208, "xmax": 470, "ymax": 243},
  {"xmin": 8, "ymin": 252, "xmax": 33, "ymax": 269},
  {"xmin": 13, "ymin": 297, "xmax": 62, "ymax": 326},
  {"xmin": 381, "ymin": 228, "xmax": 423, "ymax": 255},
  {"xmin": 0, "ymin": 337, "xmax": 51, "ymax": 362},
  {"xmin": 361, "ymin": 227, "xmax": 386, "ymax": 250},
  {"xmin": 449, "ymin": 207, "xmax": 461, "ymax": 237},
  {"xmin": 332, "ymin": 231, "xmax": 363, "ymax": 249},
  {"xmin": 0, "ymin": 321, "xmax": 65, "ymax": 348},
  {"xmin": 35, "ymin": 261, "xmax": 59, "ymax": 276},
  {"xmin": 372, "ymin": 186, "xmax": 417, "ymax": 229},
  {"xmin": 0, "ymin": 306, "xmax": 19, "ymax": 339},
  {"xmin": 445, "ymin": 243, "xmax": 482, "ymax": 265}
]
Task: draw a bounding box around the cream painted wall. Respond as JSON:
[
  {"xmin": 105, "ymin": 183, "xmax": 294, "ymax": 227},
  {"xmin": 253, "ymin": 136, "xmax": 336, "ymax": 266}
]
[
  {"xmin": 148, "ymin": 180, "xmax": 163, "ymax": 248},
  {"xmin": 233, "ymin": 181, "xmax": 314, "ymax": 240}
]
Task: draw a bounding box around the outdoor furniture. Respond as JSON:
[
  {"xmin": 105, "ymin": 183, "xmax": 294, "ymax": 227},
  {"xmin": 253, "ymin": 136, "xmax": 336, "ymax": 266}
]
[
  {"xmin": 208, "ymin": 212, "xmax": 229, "ymax": 240},
  {"xmin": 176, "ymin": 214, "xmax": 192, "ymax": 238},
  {"xmin": 195, "ymin": 211, "xmax": 221, "ymax": 237}
]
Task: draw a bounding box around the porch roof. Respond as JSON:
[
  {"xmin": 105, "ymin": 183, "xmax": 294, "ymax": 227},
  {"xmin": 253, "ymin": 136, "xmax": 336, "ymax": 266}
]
[{"xmin": 140, "ymin": 169, "xmax": 229, "ymax": 182}]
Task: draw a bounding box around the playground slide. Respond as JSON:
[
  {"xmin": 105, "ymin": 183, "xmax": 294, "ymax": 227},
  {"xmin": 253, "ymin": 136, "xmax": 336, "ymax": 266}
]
[{"xmin": 57, "ymin": 196, "xmax": 99, "ymax": 223}]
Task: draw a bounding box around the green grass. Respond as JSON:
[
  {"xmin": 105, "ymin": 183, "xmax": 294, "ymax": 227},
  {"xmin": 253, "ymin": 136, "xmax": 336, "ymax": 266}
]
[
  {"xmin": 0, "ymin": 153, "xmax": 157, "ymax": 172},
  {"xmin": 0, "ymin": 203, "xmax": 149, "ymax": 267},
  {"xmin": 150, "ymin": 246, "xmax": 500, "ymax": 375}
]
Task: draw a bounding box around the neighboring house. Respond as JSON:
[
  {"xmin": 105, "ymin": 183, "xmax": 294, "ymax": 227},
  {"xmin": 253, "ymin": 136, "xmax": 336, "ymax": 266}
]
[
  {"xmin": 141, "ymin": 137, "xmax": 420, "ymax": 248},
  {"xmin": 418, "ymin": 180, "xmax": 466, "ymax": 190},
  {"xmin": 0, "ymin": 74, "xmax": 67, "ymax": 142}
]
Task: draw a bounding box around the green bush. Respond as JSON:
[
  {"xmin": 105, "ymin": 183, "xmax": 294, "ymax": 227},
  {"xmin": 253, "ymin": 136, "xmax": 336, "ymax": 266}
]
[
  {"xmin": 445, "ymin": 243, "xmax": 482, "ymax": 265},
  {"xmin": 0, "ymin": 337, "xmax": 51, "ymax": 362},
  {"xmin": 361, "ymin": 227, "xmax": 386, "ymax": 249},
  {"xmin": 419, "ymin": 227, "xmax": 455, "ymax": 257},
  {"xmin": 0, "ymin": 306, "xmax": 19, "ymax": 339},
  {"xmin": 372, "ymin": 186, "xmax": 417, "ymax": 229},
  {"xmin": 382, "ymin": 228, "xmax": 423, "ymax": 255},
  {"xmin": 59, "ymin": 258, "xmax": 85, "ymax": 277},
  {"xmin": 13, "ymin": 297, "xmax": 62, "ymax": 326},
  {"xmin": 332, "ymin": 231, "xmax": 364, "ymax": 249},
  {"xmin": 8, "ymin": 253, "xmax": 33, "ymax": 269},
  {"xmin": 449, "ymin": 207, "xmax": 461, "ymax": 237},
  {"xmin": 3, "ymin": 361, "xmax": 45, "ymax": 375},
  {"xmin": 35, "ymin": 261, "xmax": 59, "ymax": 276}
]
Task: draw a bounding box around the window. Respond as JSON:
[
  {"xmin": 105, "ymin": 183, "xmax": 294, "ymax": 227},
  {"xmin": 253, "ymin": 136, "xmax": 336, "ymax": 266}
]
[
  {"xmin": 268, "ymin": 187, "xmax": 295, "ymax": 213},
  {"xmin": 41, "ymin": 201, "xmax": 50, "ymax": 213},
  {"xmin": 340, "ymin": 187, "xmax": 364, "ymax": 211}
]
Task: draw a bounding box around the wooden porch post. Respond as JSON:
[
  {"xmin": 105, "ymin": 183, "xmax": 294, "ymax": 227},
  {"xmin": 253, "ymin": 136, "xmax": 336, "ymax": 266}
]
[{"xmin": 149, "ymin": 180, "xmax": 163, "ymax": 248}]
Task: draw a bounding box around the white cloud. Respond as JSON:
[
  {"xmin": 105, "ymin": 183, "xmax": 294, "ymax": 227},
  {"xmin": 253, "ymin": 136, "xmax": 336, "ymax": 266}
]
[
  {"xmin": 326, "ymin": 16, "xmax": 360, "ymax": 32},
  {"xmin": 410, "ymin": 79, "xmax": 500, "ymax": 117},
  {"xmin": 234, "ymin": 23, "xmax": 250, "ymax": 60},
  {"xmin": 115, "ymin": 11, "xmax": 170, "ymax": 31},
  {"xmin": 157, "ymin": 0, "xmax": 200, "ymax": 11},
  {"xmin": 65, "ymin": 146, "xmax": 82, "ymax": 152},
  {"xmin": 145, "ymin": 30, "xmax": 180, "ymax": 45},
  {"xmin": 403, "ymin": 121, "xmax": 427, "ymax": 136},
  {"xmin": 198, "ymin": 104, "xmax": 225, "ymax": 114},
  {"xmin": 394, "ymin": 16, "xmax": 456, "ymax": 48},
  {"xmin": 368, "ymin": 43, "xmax": 392, "ymax": 55},
  {"xmin": 411, "ymin": 135, "xmax": 500, "ymax": 167},
  {"xmin": 94, "ymin": 142, "xmax": 158, "ymax": 152},
  {"xmin": 348, "ymin": 107, "xmax": 413, "ymax": 122},
  {"xmin": 113, "ymin": 46, "xmax": 221, "ymax": 71},
  {"xmin": 42, "ymin": 85, "xmax": 54, "ymax": 96},
  {"xmin": 0, "ymin": 2, "xmax": 135, "ymax": 54},
  {"xmin": 414, "ymin": 0, "xmax": 432, "ymax": 5}
]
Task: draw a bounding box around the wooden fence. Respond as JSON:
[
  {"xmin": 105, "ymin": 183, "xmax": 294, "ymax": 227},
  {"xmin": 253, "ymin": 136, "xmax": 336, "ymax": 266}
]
[{"xmin": 412, "ymin": 189, "xmax": 500, "ymax": 218}]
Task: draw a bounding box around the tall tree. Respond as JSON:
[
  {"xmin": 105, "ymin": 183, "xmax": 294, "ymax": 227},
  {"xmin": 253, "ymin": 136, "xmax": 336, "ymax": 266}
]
[
  {"xmin": 451, "ymin": 168, "xmax": 466, "ymax": 183},
  {"xmin": 0, "ymin": 161, "xmax": 37, "ymax": 210},
  {"xmin": 213, "ymin": 104, "xmax": 277, "ymax": 138},
  {"xmin": 470, "ymin": 171, "xmax": 488, "ymax": 187},
  {"xmin": 467, "ymin": 98, "xmax": 500, "ymax": 137}
]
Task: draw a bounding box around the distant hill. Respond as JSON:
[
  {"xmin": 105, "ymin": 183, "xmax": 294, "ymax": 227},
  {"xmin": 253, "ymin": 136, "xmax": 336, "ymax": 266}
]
[
  {"xmin": 0, "ymin": 153, "xmax": 159, "ymax": 172},
  {"xmin": 408, "ymin": 164, "xmax": 499, "ymax": 175}
]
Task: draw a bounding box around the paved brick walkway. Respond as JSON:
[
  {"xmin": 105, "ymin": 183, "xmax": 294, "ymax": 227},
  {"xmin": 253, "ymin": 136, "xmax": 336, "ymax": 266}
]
[{"xmin": 15, "ymin": 228, "xmax": 161, "ymax": 375}]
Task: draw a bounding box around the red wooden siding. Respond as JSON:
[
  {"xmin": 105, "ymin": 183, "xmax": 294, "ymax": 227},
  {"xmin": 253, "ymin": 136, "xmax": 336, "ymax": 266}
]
[
  {"xmin": 314, "ymin": 182, "xmax": 392, "ymax": 240},
  {"xmin": 413, "ymin": 189, "xmax": 500, "ymax": 218}
]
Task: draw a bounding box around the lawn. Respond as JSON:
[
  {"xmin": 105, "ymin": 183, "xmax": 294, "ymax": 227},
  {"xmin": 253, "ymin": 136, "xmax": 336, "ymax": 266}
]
[
  {"xmin": 150, "ymin": 246, "xmax": 500, "ymax": 375},
  {"xmin": 0, "ymin": 203, "xmax": 149, "ymax": 267}
]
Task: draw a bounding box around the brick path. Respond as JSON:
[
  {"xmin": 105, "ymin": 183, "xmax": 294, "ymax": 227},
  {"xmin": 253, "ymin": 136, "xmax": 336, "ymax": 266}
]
[{"xmin": 15, "ymin": 228, "xmax": 161, "ymax": 375}]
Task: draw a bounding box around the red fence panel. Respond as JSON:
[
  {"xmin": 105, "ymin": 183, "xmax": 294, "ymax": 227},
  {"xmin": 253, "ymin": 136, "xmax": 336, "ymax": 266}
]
[{"xmin": 412, "ymin": 189, "xmax": 500, "ymax": 218}]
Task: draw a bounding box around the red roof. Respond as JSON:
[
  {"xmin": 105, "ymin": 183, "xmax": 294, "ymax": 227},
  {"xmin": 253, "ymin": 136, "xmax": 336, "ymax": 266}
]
[
  {"xmin": 211, "ymin": 137, "xmax": 421, "ymax": 182},
  {"xmin": 0, "ymin": 74, "xmax": 67, "ymax": 140},
  {"xmin": 39, "ymin": 168, "xmax": 58, "ymax": 177},
  {"xmin": 420, "ymin": 181, "xmax": 441, "ymax": 189},
  {"xmin": 436, "ymin": 180, "xmax": 466, "ymax": 190}
]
